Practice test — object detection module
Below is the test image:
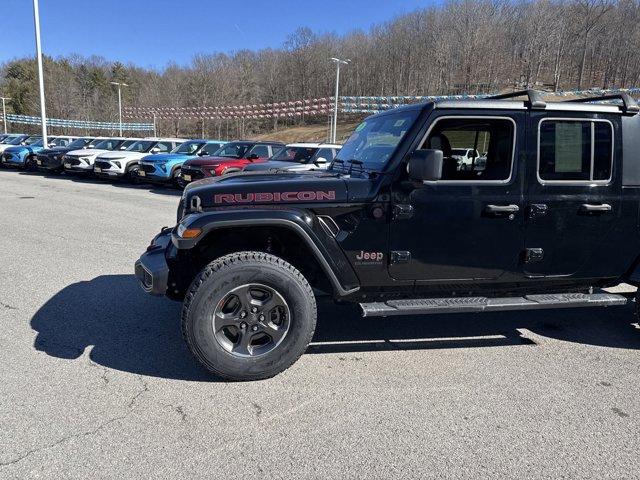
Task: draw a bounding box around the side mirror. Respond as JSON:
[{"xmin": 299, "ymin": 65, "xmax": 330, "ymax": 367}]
[
  {"xmin": 314, "ymin": 157, "xmax": 327, "ymax": 165},
  {"xmin": 407, "ymin": 149, "xmax": 443, "ymax": 181},
  {"xmin": 150, "ymin": 147, "xmax": 160, "ymax": 153},
  {"xmin": 246, "ymin": 153, "xmax": 259, "ymax": 160},
  {"xmin": 198, "ymin": 151, "xmax": 208, "ymax": 156}
]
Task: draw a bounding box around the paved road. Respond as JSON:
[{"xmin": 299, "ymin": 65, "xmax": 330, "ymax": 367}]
[{"xmin": 1, "ymin": 169, "xmax": 639, "ymax": 479}]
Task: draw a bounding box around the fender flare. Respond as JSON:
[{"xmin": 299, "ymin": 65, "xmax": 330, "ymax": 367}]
[{"xmin": 172, "ymin": 209, "xmax": 360, "ymax": 297}]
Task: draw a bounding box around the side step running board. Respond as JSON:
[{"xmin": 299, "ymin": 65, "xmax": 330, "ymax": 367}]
[{"xmin": 360, "ymin": 292, "xmax": 628, "ymax": 317}]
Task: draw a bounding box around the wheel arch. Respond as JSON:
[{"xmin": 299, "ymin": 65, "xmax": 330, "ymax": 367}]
[{"xmin": 173, "ymin": 212, "xmax": 360, "ymax": 298}]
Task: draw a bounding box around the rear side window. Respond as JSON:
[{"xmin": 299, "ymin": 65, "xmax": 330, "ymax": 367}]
[{"xmin": 538, "ymin": 119, "xmax": 613, "ymax": 183}]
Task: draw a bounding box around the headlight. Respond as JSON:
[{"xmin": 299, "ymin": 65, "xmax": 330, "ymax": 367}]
[{"xmin": 177, "ymin": 223, "xmax": 201, "ymax": 239}]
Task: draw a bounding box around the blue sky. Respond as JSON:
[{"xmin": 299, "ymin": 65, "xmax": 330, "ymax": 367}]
[{"xmin": 1, "ymin": 0, "xmax": 431, "ymax": 69}]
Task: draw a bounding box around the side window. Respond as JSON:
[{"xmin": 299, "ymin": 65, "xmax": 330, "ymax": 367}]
[
  {"xmin": 538, "ymin": 120, "xmax": 613, "ymax": 182},
  {"xmin": 422, "ymin": 117, "xmax": 514, "ymax": 181},
  {"xmin": 250, "ymin": 145, "xmax": 270, "ymax": 157}
]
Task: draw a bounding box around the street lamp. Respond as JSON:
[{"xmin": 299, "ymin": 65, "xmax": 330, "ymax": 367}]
[
  {"xmin": 33, "ymin": 0, "xmax": 47, "ymax": 144},
  {"xmin": 0, "ymin": 97, "xmax": 11, "ymax": 134},
  {"xmin": 110, "ymin": 81, "xmax": 129, "ymax": 136},
  {"xmin": 330, "ymin": 57, "xmax": 349, "ymax": 144}
]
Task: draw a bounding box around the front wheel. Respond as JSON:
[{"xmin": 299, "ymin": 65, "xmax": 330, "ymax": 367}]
[
  {"xmin": 128, "ymin": 164, "xmax": 141, "ymax": 183},
  {"xmin": 181, "ymin": 251, "xmax": 317, "ymax": 381},
  {"xmin": 172, "ymin": 167, "xmax": 186, "ymax": 189}
]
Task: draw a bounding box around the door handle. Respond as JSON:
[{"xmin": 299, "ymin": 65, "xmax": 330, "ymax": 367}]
[
  {"xmin": 485, "ymin": 204, "xmax": 520, "ymax": 214},
  {"xmin": 580, "ymin": 203, "xmax": 612, "ymax": 214}
]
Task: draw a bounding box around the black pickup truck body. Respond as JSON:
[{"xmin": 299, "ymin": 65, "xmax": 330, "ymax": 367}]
[{"xmin": 136, "ymin": 90, "xmax": 640, "ymax": 379}]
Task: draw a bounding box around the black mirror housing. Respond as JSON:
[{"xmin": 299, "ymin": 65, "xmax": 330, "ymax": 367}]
[{"xmin": 408, "ymin": 149, "xmax": 443, "ymax": 181}]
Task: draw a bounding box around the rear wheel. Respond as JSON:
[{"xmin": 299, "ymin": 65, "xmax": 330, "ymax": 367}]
[{"xmin": 181, "ymin": 251, "xmax": 317, "ymax": 381}]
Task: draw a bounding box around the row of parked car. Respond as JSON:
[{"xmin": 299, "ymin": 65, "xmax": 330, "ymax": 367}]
[{"xmin": 0, "ymin": 133, "xmax": 342, "ymax": 188}]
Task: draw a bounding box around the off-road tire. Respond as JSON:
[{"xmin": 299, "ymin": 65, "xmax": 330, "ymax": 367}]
[{"xmin": 181, "ymin": 251, "xmax": 317, "ymax": 381}]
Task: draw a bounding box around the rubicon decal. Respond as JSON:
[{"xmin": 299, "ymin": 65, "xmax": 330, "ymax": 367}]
[{"xmin": 214, "ymin": 190, "xmax": 336, "ymax": 204}]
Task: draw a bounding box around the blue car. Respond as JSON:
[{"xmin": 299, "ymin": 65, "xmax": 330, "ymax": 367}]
[
  {"xmin": 138, "ymin": 139, "xmax": 226, "ymax": 188},
  {"xmin": 1, "ymin": 136, "xmax": 44, "ymax": 169},
  {"xmin": 0, "ymin": 136, "xmax": 73, "ymax": 169}
]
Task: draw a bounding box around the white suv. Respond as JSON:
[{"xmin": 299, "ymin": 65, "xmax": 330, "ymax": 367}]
[
  {"xmin": 243, "ymin": 143, "xmax": 342, "ymax": 173},
  {"xmin": 93, "ymin": 137, "xmax": 186, "ymax": 180},
  {"xmin": 63, "ymin": 137, "xmax": 140, "ymax": 173}
]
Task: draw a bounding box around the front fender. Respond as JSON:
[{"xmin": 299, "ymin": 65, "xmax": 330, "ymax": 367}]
[{"xmin": 172, "ymin": 208, "xmax": 360, "ymax": 296}]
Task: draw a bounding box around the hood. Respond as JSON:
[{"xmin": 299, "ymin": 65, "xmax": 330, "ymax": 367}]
[
  {"xmin": 97, "ymin": 150, "xmax": 145, "ymax": 160},
  {"xmin": 66, "ymin": 148, "xmax": 110, "ymax": 158},
  {"xmin": 183, "ymin": 156, "xmax": 246, "ymax": 167},
  {"xmin": 38, "ymin": 146, "xmax": 73, "ymax": 155},
  {"xmin": 141, "ymin": 153, "xmax": 192, "ymax": 163},
  {"xmin": 4, "ymin": 145, "xmax": 33, "ymax": 154},
  {"xmin": 183, "ymin": 170, "xmax": 355, "ymax": 209}
]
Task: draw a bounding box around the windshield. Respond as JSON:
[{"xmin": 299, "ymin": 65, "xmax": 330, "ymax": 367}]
[
  {"xmin": 119, "ymin": 140, "xmax": 137, "ymax": 150},
  {"xmin": 172, "ymin": 140, "xmax": 205, "ymax": 155},
  {"xmin": 126, "ymin": 140, "xmax": 155, "ymax": 153},
  {"xmin": 215, "ymin": 143, "xmax": 251, "ymax": 158},
  {"xmin": 92, "ymin": 138, "xmax": 122, "ymax": 150},
  {"xmin": 7, "ymin": 136, "xmax": 26, "ymax": 145},
  {"xmin": 271, "ymin": 146, "xmax": 318, "ymax": 163},
  {"xmin": 67, "ymin": 138, "xmax": 93, "ymax": 149},
  {"xmin": 332, "ymin": 110, "xmax": 419, "ymax": 171},
  {"xmin": 24, "ymin": 136, "xmax": 42, "ymax": 146}
]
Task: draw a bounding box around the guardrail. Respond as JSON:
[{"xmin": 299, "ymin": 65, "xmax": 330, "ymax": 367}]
[{"xmin": 1, "ymin": 113, "xmax": 154, "ymax": 131}]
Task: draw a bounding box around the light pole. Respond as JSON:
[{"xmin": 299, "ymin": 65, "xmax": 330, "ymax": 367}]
[
  {"xmin": 110, "ymin": 81, "xmax": 128, "ymax": 136},
  {"xmin": 0, "ymin": 97, "xmax": 11, "ymax": 134},
  {"xmin": 33, "ymin": 0, "xmax": 47, "ymax": 144},
  {"xmin": 330, "ymin": 57, "xmax": 349, "ymax": 144}
]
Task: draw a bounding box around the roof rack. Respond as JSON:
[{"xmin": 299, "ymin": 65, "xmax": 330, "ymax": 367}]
[
  {"xmin": 565, "ymin": 93, "xmax": 640, "ymax": 114},
  {"xmin": 488, "ymin": 89, "xmax": 547, "ymax": 109}
]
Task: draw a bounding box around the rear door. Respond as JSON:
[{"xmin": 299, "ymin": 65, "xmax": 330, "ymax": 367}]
[{"xmin": 524, "ymin": 113, "xmax": 621, "ymax": 278}]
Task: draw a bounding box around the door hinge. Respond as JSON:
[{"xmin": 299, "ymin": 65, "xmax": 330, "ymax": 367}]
[
  {"xmin": 392, "ymin": 204, "xmax": 414, "ymax": 220},
  {"xmin": 524, "ymin": 248, "xmax": 544, "ymax": 263},
  {"xmin": 390, "ymin": 251, "xmax": 411, "ymax": 264}
]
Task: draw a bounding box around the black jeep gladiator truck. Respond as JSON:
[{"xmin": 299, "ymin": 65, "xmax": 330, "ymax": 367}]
[{"xmin": 136, "ymin": 90, "xmax": 640, "ymax": 381}]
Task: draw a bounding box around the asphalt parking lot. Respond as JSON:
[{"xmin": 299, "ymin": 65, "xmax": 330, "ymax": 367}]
[{"xmin": 1, "ymin": 169, "xmax": 639, "ymax": 479}]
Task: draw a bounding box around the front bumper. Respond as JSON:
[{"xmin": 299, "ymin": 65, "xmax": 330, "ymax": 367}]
[
  {"xmin": 63, "ymin": 157, "xmax": 93, "ymax": 172},
  {"xmin": 180, "ymin": 166, "xmax": 208, "ymax": 184},
  {"xmin": 36, "ymin": 154, "xmax": 64, "ymax": 170},
  {"xmin": 138, "ymin": 164, "xmax": 171, "ymax": 182},
  {"xmin": 1, "ymin": 152, "xmax": 26, "ymax": 167},
  {"xmin": 135, "ymin": 228, "xmax": 172, "ymax": 295}
]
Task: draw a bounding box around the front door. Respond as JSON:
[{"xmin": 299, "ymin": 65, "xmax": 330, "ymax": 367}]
[
  {"xmin": 389, "ymin": 113, "xmax": 525, "ymax": 283},
  {"xmin": 524, "ymin": 113, "xmax": 621, "ymax": 278}
]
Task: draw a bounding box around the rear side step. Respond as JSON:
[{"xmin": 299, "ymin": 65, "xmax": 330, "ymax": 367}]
[{"xmin": 360, "ymin": 292, "xmax": 628, "ymax": 317}]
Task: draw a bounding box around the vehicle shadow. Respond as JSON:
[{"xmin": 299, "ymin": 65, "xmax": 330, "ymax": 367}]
[
  {"xmin": 15, "ymin": 169, "xmax": 183, "ymax": 196},
  {"xmin": 30, "ymin": 275, "xmax": 640, "ymax": 382}
]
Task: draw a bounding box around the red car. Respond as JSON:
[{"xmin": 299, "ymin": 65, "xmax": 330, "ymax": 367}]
[{"xmin": 180, "ymin": 141, "xmax": 285, "ymax": 184}]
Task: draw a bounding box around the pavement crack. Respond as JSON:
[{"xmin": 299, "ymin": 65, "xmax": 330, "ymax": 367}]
[
  {"xmin": 252, "ymin": 402, "xmax": 263, "ymax": 418},
  {"xmin": 0, "ymin": 301, "xmax": 18, "ymax": 310},
  {"xmin": 0, "ymin": 376, "xmax": 150, "ymax": 468}
]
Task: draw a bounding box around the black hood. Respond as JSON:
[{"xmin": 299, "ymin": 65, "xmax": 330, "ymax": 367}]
[
  {"xmin": 38, "ymin": 146, "xmax": 74, "ymax": 156},
  {"xmin": 183, "ymin": 170, "xmax": 377, "ymax": 209}
]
